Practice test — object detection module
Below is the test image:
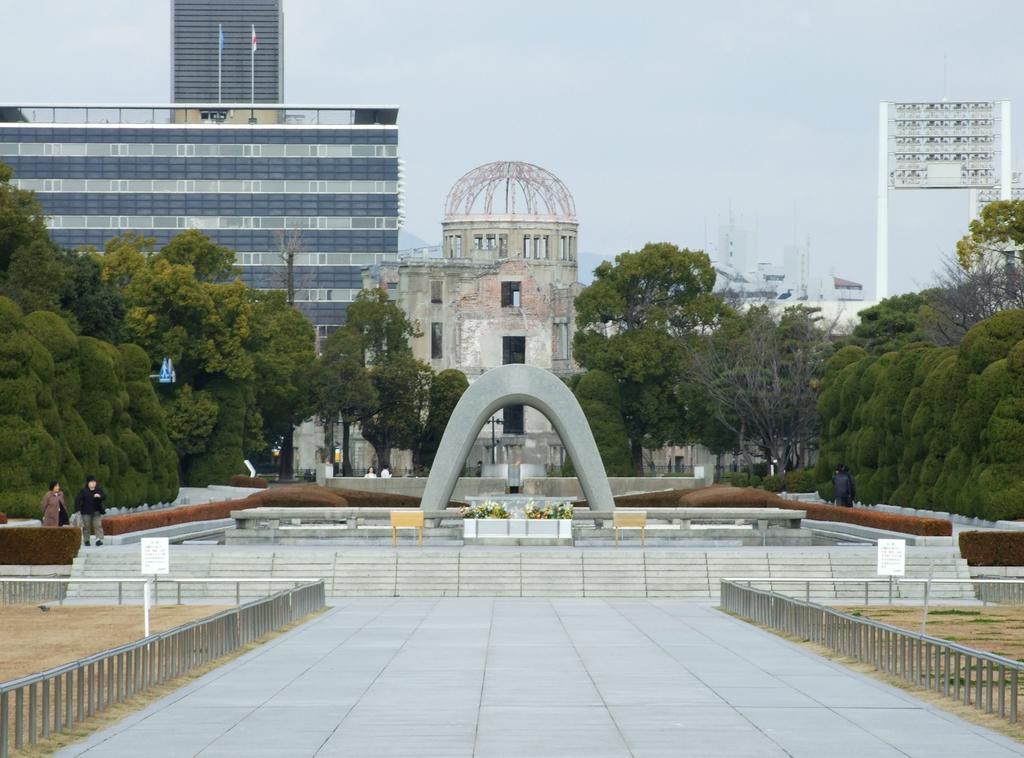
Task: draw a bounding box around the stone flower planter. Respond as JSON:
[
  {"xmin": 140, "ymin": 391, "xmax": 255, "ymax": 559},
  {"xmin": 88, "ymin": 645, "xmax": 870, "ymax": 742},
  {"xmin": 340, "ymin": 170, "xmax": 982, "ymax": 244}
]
[{"xmin": 463, "ymin": 519, "xmax": 572, "ymax": 542}]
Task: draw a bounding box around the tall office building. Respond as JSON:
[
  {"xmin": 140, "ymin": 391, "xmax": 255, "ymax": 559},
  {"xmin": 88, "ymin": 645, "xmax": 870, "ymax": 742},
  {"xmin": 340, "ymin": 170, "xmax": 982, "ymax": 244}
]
[
  {"xmin": 172, "ymin": 0, "xmax": 283, "ymax": 103},
  {"xmin": 0, "ymin": 104, "xmax": 401, "ymax": 334}
]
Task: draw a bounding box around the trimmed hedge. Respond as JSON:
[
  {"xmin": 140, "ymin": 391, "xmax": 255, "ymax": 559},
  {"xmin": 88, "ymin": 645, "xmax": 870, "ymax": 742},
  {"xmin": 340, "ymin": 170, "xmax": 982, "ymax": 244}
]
[
  {"xmin": 611, "ymin": 485, "xmax": 951, "ymax": 536},
  {"xmin": 0, "ymin": 300, "xmax": 178, "ymax": 516},
  {"xmin": 816, "ymin": 311, "xmax": 1024, "ymax": 520},
  {"xmin": 958, "ymin": 531, "xmax": 1024, "ymax": 566},
  {"xmin": 0, "ymin": 527, "xmax": 81, "ymax": 564},
  {"xmin": 229, "ymin": 475, "xmax": 268, "ymax": 489},
  {"xmin": 102, "ymin": 485, "xmax": 427, "ymax": 535}
]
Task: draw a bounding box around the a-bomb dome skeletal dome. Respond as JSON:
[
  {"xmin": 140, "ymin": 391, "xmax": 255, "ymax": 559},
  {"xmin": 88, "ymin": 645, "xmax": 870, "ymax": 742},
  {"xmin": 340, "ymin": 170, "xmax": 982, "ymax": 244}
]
[{"xmin": 443, "ymin": 161, "xmax": 576, "ymax": 222}]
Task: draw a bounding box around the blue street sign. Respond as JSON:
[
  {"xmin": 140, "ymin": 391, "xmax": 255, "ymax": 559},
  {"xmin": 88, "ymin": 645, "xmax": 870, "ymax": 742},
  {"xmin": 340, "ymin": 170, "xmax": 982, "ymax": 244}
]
[{"xmin": 159, "ymin": 357, "xmax": 175, "ymax": 384}]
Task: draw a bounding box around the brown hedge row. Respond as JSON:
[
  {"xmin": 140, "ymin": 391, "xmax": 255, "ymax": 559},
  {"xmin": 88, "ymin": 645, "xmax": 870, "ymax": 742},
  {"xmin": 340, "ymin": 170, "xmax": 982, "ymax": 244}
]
[
  {"xmin": 102, "ymin": 485, "xmax": 428, "ymax": 535},
  {"xmin": 797, "ymin": 502, "xmax": 951, "ymax": 536},
  {"xmin": 229, "ymin": 475, "xmax": 268, "ymax": 489},
  {"xmin": 958, "ymin": 531, "xmax": 1024, "ymax": 566},
  {"xmin": 0, "ymin": 527, "xmax": 81, "ymax": 564},
  {"xmin": 611, "ymin": 486, "xmax": 951, "ymax": 536}
]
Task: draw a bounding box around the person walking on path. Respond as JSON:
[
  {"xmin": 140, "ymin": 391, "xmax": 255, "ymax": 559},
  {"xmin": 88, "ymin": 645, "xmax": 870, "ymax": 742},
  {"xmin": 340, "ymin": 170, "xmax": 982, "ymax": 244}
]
[
  {"xmin": 74, "ymin": 475, "xmax": 106, "ymax": 545},
  {"xmin": 40, "ymin": 481, "xmax": 69, "ymax": 527},
  {"xmin": 832, "ymin": 464, "xmax": 856, "ymax": 507}
]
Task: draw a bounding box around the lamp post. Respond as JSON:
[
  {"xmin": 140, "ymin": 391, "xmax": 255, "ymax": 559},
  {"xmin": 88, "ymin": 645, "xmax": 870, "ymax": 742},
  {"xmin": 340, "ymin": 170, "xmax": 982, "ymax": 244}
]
[{"xmin": 488, "ymin": 415, "xmax": 503, "ymax": 464}]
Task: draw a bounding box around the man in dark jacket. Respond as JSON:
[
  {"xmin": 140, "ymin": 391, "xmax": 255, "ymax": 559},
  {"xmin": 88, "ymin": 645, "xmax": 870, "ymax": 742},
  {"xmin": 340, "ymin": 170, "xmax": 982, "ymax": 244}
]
[
  {"xmin": 74, "ymin": 475, "xmax": 106, "ymax": 546},
  {"xmin": 832, "ymin": 464, "xmax": 856, "ymax": 507}
]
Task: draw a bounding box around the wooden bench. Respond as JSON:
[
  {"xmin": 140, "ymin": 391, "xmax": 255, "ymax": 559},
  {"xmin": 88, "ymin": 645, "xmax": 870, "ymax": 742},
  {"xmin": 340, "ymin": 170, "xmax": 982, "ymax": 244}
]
[
  {"xmin": 613, "ymin": 511, "xmax": 647, "ymax": 545},
  {"xmin": 391, "ymin": 510, "xmax": 424, "ymax": 547}
]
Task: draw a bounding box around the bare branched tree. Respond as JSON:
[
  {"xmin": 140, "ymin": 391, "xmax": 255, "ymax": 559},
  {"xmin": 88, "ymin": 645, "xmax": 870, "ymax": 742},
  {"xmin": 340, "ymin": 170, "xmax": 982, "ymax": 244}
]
[
  {"xmin": 274, "ymin": 226, "xmax": 305, "ymax": 306},
  {"xmin": 689, "ymin": 305, "xmax": 834, "ymax": 475},
  {"xmin": 924, "ymin": 252, "xmax": 1024, "ymax": 346}
]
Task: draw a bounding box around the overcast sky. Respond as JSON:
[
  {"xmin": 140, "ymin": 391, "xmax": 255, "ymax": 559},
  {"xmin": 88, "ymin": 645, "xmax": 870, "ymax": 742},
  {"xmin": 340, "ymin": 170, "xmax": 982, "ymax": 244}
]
[{"xmin": 3, "ymin": 0, "xmax": 1024, "ymax": 296}]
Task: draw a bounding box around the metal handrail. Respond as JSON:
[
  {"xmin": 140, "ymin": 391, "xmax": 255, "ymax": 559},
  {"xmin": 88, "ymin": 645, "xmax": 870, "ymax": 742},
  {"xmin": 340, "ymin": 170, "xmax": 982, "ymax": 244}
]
[
  {"xmin": 0, "ymin": 577, "xmax": 321, "ymax": 607},
  {"xmin": 720, "ymin": 579, "xmax": 1022, "ymax": 723},
  {"xmin": 0, "ymin": 581, "xmax": 326, "ymax": 757}
]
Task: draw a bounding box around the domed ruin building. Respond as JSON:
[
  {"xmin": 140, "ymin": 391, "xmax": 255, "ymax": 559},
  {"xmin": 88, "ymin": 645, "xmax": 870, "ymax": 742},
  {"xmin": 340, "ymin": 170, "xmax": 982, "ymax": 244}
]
[{"xmin": 365, "ymin": 161, "xmax": 582, "ymax": 471}]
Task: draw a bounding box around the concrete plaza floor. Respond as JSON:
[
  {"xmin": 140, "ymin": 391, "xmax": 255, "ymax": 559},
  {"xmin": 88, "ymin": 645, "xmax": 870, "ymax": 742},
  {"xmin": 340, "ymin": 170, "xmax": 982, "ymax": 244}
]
[{"xmin": 58, "ymin": 599, "xmax": 1024, "ymax": 758}]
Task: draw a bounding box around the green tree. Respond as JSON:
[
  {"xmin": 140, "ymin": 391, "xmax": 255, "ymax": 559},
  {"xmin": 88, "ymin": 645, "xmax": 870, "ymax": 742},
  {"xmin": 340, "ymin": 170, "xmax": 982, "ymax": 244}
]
[
  {"xmin": 56, "ymin": 249, "xmax": 126, "ymax": 343},
  {"xmin": 956, "ymin": 199, "xmax": 1024, "ymax": 268},
  {"xmin": 0, "ymin": 161, "xmax": 50, "ymax": 273},
  {"xmin": 340, "ymin": 288, "xmax": 428, "ymax": 470},
  {"xmin": 308, "ymin": 326, "xmax": 377, "ymax": 476},
  {"xmin": 360, "ymin": 354, "xmax": 433, "ymax": 471},
  {"xmin": 99, "ymin": 228, "xmax": 258, "ymax": 483},
  {"xmin": 345, "ymin": 287, "xmax": 420, "ymax": 361},
  {"xmin": 847, "ymin": 292, "xmax": 930, "ymax": 354},
  {"xmin": 569, "ymin": 370, "xmax": 632, "ymax": 476},
  {"xmin": 249, "ymin": 291, "xmax": 315, "ymax": 478},
  {"xmin": 574, "ymin": 242, "xmax": 727, "ymax": 472},
  {"xmin": 417, "ymin": 368, "xmax": 469, "ymax": 471}
]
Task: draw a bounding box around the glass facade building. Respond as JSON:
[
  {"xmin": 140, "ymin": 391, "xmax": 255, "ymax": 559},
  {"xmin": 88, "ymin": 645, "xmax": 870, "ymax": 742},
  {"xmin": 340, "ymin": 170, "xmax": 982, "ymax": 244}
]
[
  {"xmin": 172, "ymin": 0, "xmax": 284, "ymax": 103},
  {"xmin": 0, "ymin": 104, "xmax": 401, "ymax": 332}
]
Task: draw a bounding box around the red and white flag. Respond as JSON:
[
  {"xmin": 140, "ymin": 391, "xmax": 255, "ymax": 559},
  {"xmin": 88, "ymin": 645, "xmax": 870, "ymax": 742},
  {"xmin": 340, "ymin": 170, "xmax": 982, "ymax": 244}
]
[{"xmin": 251, "ymin": 25, "xmax": 258, "ymax": 52}]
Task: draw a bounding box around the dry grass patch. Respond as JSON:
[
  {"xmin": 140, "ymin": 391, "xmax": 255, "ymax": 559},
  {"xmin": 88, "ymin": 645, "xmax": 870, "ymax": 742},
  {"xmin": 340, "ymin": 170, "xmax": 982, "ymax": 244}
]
[
  {"xmin": 1, "ymin": 604, "xmax": 327, "ymax": 756},
  {"xmin": 839, "ymin": 605, "xmax": 1024, "ymax": 662},
  {"xmin": 0, "ymin": 604, "xmax": 228, "ymax": 682}
]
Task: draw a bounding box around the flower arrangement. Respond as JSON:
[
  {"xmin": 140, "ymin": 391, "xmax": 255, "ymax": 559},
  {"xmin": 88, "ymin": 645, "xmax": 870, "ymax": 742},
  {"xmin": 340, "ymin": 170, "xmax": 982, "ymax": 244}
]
[
  {"xmin": 460, "ymin": 501, "xmax": 510, "ymax": 519},
  {"xmin": 524, "ymin": 501, "xmax": 573, "ymax": 520}
]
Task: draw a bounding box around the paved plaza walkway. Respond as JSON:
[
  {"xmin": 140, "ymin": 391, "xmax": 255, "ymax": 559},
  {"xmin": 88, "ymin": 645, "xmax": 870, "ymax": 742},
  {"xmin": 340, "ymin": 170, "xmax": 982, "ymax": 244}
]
[{"xmin": 58, "ymin": 599, "xmax": 1024, "ymax": 758}]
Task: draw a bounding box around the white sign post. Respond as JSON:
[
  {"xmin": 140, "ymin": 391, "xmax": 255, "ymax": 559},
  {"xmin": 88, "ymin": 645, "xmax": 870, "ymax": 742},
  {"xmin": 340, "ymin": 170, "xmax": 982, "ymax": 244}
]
[
  {"xmin": 140, "ymin": 538, "xmax": 170, "ymax": 637},
  {"xmin": 877, "ymin": 538, "xmax": 906, "ymax": 606}
]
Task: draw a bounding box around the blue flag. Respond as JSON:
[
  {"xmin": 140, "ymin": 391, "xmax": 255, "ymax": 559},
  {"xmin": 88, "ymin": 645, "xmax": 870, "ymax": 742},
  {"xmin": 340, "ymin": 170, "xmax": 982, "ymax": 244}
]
[{"xmin": 218, "ymin": 23, "xmax": 224, "ymax": 51}]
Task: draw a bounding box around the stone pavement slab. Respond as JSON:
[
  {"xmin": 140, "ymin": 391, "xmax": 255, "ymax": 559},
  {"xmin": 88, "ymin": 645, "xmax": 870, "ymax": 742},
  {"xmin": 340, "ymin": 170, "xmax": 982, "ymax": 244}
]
[{"xmin": 56, "ymin": 598, "xmax": 1024, "ymax": 758}]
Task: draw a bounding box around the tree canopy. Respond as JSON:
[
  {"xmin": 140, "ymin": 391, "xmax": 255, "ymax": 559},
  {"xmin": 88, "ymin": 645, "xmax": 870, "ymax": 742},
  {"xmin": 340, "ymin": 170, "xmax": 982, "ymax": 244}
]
[{"xmin": 573, "ymin": 242, "xmax": 728, "ymax": 471}]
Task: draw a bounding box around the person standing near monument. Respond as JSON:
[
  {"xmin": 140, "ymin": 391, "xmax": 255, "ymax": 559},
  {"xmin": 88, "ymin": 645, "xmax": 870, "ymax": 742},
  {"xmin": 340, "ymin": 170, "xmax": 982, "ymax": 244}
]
[
  {"xmin": 40, "ymin": 481, "xmax": 69, "ymax": 526},
  {"xmin": 75, "ymin": 475, "xmax": 107, "ymax": 545},
  {"xmin": 832, "ymin": 464, "xmax": 856, "ymax": 507}
]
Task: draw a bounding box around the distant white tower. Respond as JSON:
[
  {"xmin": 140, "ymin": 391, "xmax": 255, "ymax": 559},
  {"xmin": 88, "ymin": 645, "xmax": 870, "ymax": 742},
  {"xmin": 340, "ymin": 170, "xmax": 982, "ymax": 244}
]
[{"xmin": 717, "ymin": 214, "xmax": 750, "ymax": 275}]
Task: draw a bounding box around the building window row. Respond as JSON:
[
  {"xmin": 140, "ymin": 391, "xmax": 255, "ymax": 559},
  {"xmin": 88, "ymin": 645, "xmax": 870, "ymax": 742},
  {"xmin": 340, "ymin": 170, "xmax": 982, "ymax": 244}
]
[
  {"xmin": 47, "ymin": 215, "xmax": 399, "ymax": 230},
  {"xmin": 16, "ymin": 178, "xmax": 398, "ymax": 194},
  {"xmin": 444, "ymin": 233, "xmax": 575, "ymax": 261},
  {"xmin": 0, "ymin": 142, "xmax": 398, "ymax": 159},
  {"xmin": 258, "ymin": 288, "xmax": 357, "ymax": 303},
  {"xmin": 237, "ymin": 251, "xmax": 390, "ymax": 266}
]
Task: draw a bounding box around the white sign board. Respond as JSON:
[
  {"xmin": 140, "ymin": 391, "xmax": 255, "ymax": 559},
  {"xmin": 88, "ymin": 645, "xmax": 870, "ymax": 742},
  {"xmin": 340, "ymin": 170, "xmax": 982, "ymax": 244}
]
[
  {"xmin": 877, "ymin": 539, "xmax": 906, "ymax": 577},
  {"xmin": 140, "ymin": 537, "xmax": 170, "ymax": 575}
]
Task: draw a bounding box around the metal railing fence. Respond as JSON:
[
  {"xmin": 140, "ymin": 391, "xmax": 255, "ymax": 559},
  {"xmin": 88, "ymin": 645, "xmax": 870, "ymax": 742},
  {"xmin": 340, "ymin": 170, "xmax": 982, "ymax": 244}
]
[
  {"xmin": 721, "ymin": 579, "xmax": 1023, "ymax": 723},
  {"xmin": 0, "ymin": 580, "xmax": 325, "ymax": 757},
  {"xmin": 0, "ymin": 577, "xmax": 320, "ymax": 607}
]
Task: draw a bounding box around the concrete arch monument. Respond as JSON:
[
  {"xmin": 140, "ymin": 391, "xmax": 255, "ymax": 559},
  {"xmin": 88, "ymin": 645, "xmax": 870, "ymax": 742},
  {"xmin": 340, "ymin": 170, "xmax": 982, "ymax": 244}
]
[{"xmin": 420, "ymin": 364, "xmax": 616, "ymax": 511}]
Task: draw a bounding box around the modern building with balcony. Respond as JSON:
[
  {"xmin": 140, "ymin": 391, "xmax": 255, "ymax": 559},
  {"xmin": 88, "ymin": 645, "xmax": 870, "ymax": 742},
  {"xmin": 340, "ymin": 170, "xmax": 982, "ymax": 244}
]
[{"xmin": 0, "ymin": 103, "xmax": 401, "ymax": 334}]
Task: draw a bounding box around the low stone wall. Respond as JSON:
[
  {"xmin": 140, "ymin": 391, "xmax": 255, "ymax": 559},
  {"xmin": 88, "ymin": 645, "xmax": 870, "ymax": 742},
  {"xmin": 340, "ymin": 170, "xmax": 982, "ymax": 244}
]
[{"xmin": 325, "ymin": 476, "xmax": 703, "ymax": 500}]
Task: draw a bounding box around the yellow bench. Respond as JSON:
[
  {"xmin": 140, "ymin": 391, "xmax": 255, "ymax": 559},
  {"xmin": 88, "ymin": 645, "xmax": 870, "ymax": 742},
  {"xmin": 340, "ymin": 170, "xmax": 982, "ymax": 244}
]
[
  {"xmin": 391, "ymin": 510, "xmax": 424, "ymax": 547},
  {"xmin": 613, "ymin": 511, "xmax": 647, "ymax": 546}
]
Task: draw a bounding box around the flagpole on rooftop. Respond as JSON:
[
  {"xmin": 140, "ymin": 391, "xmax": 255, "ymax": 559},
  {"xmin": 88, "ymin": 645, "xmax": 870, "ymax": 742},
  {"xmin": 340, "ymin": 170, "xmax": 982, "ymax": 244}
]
[
  {"xmin": 217, "ymin": 23, "xmax": 223, "ymax": 104},
  {"xmin": 250, "ymin": 24, "xmax": 256, "ymax": 123}
]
